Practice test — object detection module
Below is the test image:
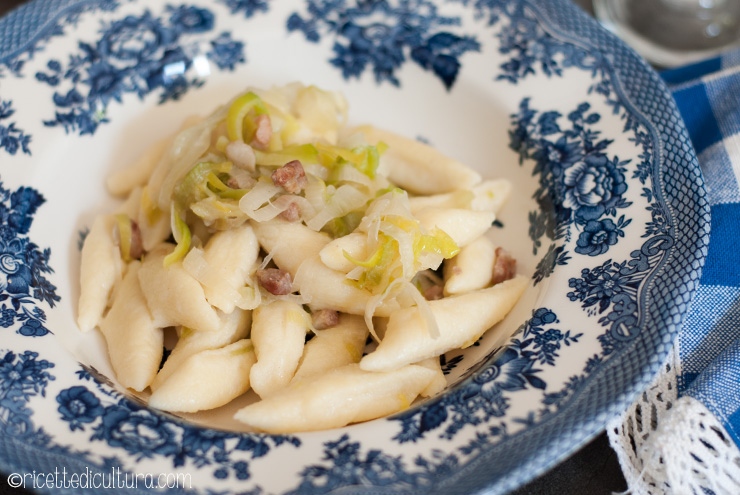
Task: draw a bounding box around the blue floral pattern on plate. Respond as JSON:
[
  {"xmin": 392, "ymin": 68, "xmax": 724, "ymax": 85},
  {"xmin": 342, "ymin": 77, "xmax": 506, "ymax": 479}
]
[
  {"xmin": 0, "ymin": 100, "xmax": 32, "ymax": 156},
  {"xmin": 287, "ymin": 0, "xmax": 480, "ymax": 89},
  {"xmin": 34, "ymin": 4, "xmax": 247, "ymax": 135},
  {"xmin": 0, "ymin": 181, "xmax": 58, "ymax": 338},
  {"xmin": 0, "ymin": 0, "xmax": 709, "ymax": 494},
  {"xmin": 511, "ymin": 99, "xmax": 632, "ymax": 260}
]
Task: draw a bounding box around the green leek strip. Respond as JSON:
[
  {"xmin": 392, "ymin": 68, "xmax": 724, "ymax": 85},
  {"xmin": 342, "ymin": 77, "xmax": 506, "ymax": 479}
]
[
  {"xmin": 205, "ymin": 172, "xmax": 249, "ymax": 200},
  {"xmin": 345, "ymin": 233, "xmax": 400, "ymax": 294},
  {"xmin": 163, "ymin": 206, "xmax": 192, "ymax": 267},
  {"xmin": 174, "ymin": 161, "xmax": 232, "ymax": 206},
  {"xmin": 344, "ymin": 243, "xmax": 384, "ymax": 269},
  {"xmin": 416, "ymin": 228, "xmax": 460, "ymax": 259},
  {"xmin": 323, "ymin": 210, "xmax": 364, "ymax": 238},
  {"xmin": 253, "ymin": 144, "xmax": 319, "ymax": 166},
  {"xmin": 355, "ymin": 143, "xmax": 385, "ymax": 178},
  {"xmin": 374, "ymin": 186, "xmax": 405, "ymax": 198},
  {"xmin": 314, "ymin": 142, "xmax": 361, "ymax": 168},
  {"xmin": 114, "ymin": 214, "xmax": 133, "ymax": 262},
  {"xmin": 314, "ymin": 142, "xmax": 385, "ymax": 179},
  {"xmin": 382, "ymin": 215, "xmax": 459, "ymax": 261},
  {"xmin": 226, "ymin": 92, "xmax": 268, "ymax": 142}
]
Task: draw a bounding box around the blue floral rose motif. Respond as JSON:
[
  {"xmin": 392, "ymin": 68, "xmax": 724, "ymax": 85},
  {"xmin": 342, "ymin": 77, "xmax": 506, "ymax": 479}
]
[
  {"xmin": 0, "ymin": 242, "xmax": 32, "ymax": 297},
  {"xmin": 98, "ymin": 12, "xmax": 173, "ymax": 62},
  {"xmin": 57, "ymin": 385, "xmax": 105, "ymax": 431},
  {"xmin": 575, "ymin": 218, "xmax": 620, "ymax": 256},
  {"xmin": 37, "ymin": 4, "xmax": 248, "ymax": 135},
  {"xmin": 562, "ymin": 155, "xmax": 627, "ymax": 223},
  {"xmin": 510, "ymin": 98, "xmax": 633, "ymax": 272},
  {"xmin": 93, "ymin": 404, "xmax": 180, "ymax": 459},
  {"xmin": 0, "ymin": 182, "xmax": 57, "ymax": 338}
]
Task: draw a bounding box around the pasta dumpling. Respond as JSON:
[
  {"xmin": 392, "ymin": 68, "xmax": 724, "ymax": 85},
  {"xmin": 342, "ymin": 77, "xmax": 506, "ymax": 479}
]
[
  {"xmin": 151, "ymin": 308, "xmax": 251, "ymax": 390},
  {"xmin": 138, "ymin": 243, "xmax": 221, "ymax": 332},
  {"xmin": 148, "ymin": 339, "xmax": 256, "ymax": 413},
  {"xmin": 249, "ymin": 300, "xmax": 311, "ymax": 398},
  {"xmin": 292, "ymin": 314, "xmax": 369, "ymax": 380},
  {"xmin": 98, "ymin": 261, "xmax": 162, "ymax": 391},
  {"xmin": 360, "ymin": 275, "xmax": 529, "ymax": 372},
  {"xmin": 234, "ymin": 363, "xmax": 437, "ymax": 433},
  {"xmin": 77, "ymin": 214, "xmax": 122, "ymax": 332}
]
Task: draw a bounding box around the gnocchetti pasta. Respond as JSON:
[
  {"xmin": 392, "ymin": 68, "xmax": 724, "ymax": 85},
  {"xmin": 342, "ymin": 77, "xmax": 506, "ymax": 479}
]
[{"xmin": 77, "ymin": 82, "xmax": 527, "ymax": 433}]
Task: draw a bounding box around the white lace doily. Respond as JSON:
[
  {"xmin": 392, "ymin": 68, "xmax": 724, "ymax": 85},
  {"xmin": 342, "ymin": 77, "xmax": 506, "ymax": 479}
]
[{"xmin": 608, "ymin": 347, "xmax": 740, "ymax": 495}]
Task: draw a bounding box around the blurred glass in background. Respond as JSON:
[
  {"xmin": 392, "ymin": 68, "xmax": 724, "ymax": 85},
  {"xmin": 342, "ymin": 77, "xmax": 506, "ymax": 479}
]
[{"xmin": 594, "ymin": 0, "xmax": 740, "ymax": 66}]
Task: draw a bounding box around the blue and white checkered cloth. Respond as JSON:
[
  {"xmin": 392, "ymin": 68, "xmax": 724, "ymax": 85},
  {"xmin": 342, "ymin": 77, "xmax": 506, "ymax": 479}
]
[{"xmin": 662, "ymin": 52, "xmax": 740, "ymax": 447}]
